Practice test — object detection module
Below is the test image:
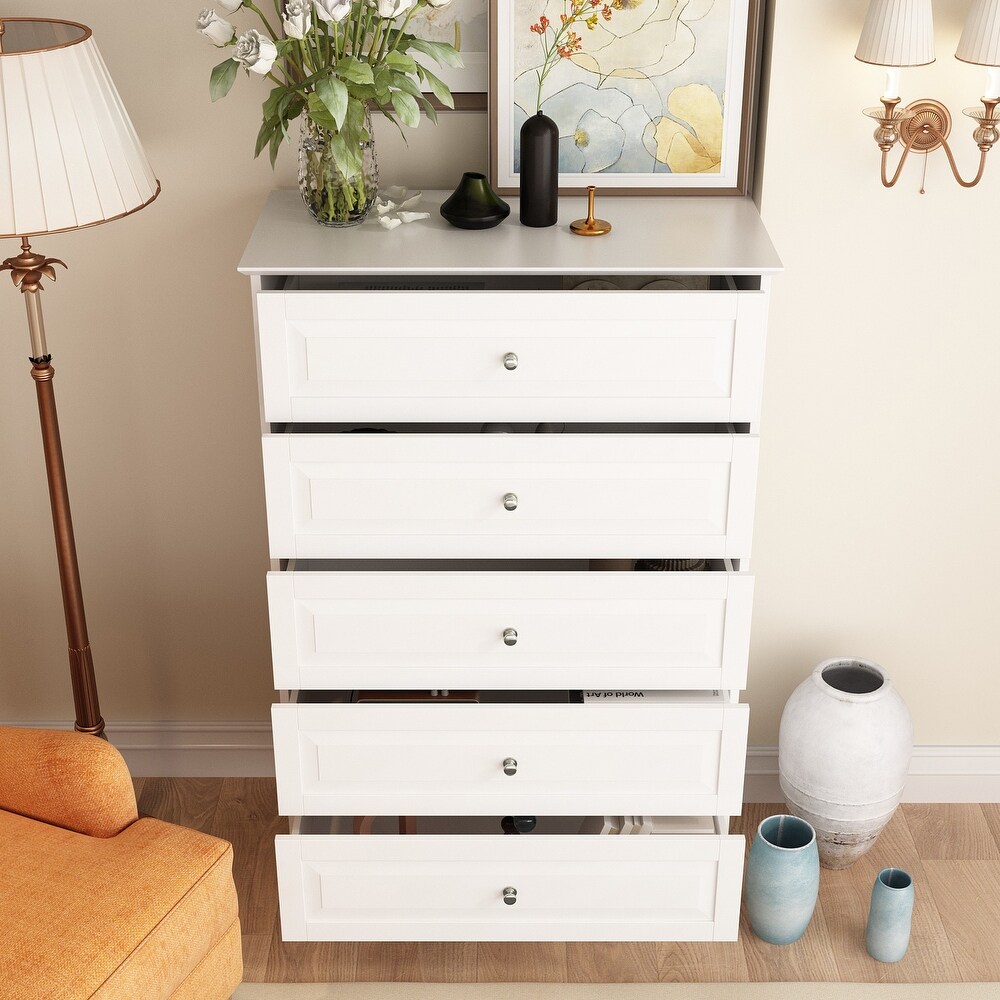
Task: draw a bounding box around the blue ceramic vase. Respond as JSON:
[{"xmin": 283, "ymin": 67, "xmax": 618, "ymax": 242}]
[
  {"xmin": 745, "ymin": 814, "xmax": 820, "ymax": 945},
  {"xmin": 866, "ymin": 867, "xmax": 914, "ymax": 962}
]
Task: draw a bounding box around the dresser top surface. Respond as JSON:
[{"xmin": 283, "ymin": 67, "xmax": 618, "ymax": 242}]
[{"xmin": 239, "ymin": 189, "xmax": 781, "ymax": 276}]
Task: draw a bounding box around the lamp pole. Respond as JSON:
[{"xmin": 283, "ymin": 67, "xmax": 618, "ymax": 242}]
[{"xmin": 3, "ymin": 239, "xmax": 106, "ymax": 738}]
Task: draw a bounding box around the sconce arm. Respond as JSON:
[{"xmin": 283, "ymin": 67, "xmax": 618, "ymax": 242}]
[{"xmin": 881, "ymin": 128, "xmax": 990, "ymax": 189}]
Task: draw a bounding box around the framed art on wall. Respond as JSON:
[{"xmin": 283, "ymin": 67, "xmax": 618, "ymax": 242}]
[
  {"xmin": 411, "ymin": 0, "xmax": 490, "ymax": 96},
  {"xmin": 489, "ymin": 0, "xmax": 764, "ymax": 194}
]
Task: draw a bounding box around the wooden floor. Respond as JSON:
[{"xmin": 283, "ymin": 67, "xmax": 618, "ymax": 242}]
[{"xmin": 134, "ymin": 778, "xmax": 1000, "ymax": 983}]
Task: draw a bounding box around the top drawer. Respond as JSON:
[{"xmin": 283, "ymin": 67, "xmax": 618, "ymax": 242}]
[{"xmin": 254, "ymin": 288, "xmax": 768, "ymax": 424}]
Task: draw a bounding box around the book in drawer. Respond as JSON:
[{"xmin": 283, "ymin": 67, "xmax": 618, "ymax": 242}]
[
  {"xmin": 271, "ymin": 699, "xmax": 749, "ymax": 817},
  {"xmin": 261, "ymin": 433, "xmax": 760, "ymax": 560},
  {"xmin": 267, "ymin": 569, "xmax": 754, "ymax": 691},
  {"xmin": 255, "ymin": 288, "xmax": 768, "ymax": 424},
  {"xmin": 275, "ymin": 833, "xmax": 745, "ymax": 941}
]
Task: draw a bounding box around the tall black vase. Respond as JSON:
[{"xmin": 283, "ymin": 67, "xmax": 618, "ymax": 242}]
[{"xmin": 519, "ymin": 111, "xmax": 558, "ymax": 227}]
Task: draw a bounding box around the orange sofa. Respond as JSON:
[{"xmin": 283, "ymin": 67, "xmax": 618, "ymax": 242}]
[{"xmin": 0, "ymin": 727, "xmax": 242, "ymax": 999}]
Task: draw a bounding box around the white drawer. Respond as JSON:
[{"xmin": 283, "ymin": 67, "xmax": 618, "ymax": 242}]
[
  {"xmin": 275, "ymin": 832, "xmax": 745, "ymax": 941},
  {"xmin": 255, "ymin": 289, "xmax": 768, "ymax": 424},
  {"xmin": 271, "ymin": 700, "xmax": 749, "ymax": 817},
  {"xmin": 261, "ymin": 433, "xmax": 759, "ymax": 560},
  {"xmin": 268, "ymin": 569, "xmax": 754, "ymax": 691}
]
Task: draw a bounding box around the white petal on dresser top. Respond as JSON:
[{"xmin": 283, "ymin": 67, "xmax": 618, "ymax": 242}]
[
  {"xmin": 271, "ymin": 698, "xmax": 749, "ymax": 817},
  {"xmin": 255, "ymin": 287, "xmax": 769, "ymax": 424},
  {"xmin": 266, "ymin": 569, "xmax": 754, "ymax": 691},
  {"xmin": 261, "ymin": 432, "xmax": 760, "ymax": 560}
]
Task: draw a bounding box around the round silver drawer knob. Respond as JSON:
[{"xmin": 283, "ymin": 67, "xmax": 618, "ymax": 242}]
[
  {"xmin": 502, "ymin": 628, "xmax": 518, "ymax": 646},
  {"xmin": 502, "ymin": 886, "xmax": 518, "ymax": 905},
  {"xmin": 503, "ymin": 757, "xmax": 518, "ymax": 776},
  {"xmin": 503, "ymin": 352, "xmax": 519, "ymax": 371},
  {"xmin": 503, "ymin": 493, "xmax": 518, "ymax": 511}
]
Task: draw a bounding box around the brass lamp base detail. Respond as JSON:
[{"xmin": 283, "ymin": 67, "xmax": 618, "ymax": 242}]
[
  {"xmin": 2, "ymin": 240, "xmax": 106, "ymax": 739},
  {"xmin": 899, "ymin": 99, "xmax": 952, "ymax": 154}
]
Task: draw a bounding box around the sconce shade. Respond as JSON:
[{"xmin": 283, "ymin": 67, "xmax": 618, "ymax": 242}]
[
  {"xmin": 855, "ymin": 0, "xmax": 936, "ymax": 67},
  {"xmin": 0, "ymin": 19, "xmax": 159, "ymax": 239},
  {"xmin": 956, "ymin": 0, "xmax": 1000, "ymax": 65}
]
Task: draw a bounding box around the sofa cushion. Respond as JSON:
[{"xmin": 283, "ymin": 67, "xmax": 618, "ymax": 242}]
[
  {"xmin": 0, "ymin": 727, "xmax": 137, "ymax": 838},
  {"xmin": 0, "ymin": 809, "xmax": 241, "ymax": 1000}
]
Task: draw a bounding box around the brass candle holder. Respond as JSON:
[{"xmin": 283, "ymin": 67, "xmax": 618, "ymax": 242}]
[{"xmin": 570, "ymin": 186, "xmax": 611, "ymax": 237}]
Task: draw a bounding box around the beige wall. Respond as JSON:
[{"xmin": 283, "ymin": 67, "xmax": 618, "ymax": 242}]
[{"xmin": 1, "ymin": 1, "xmax": 996, "ymax": 745}]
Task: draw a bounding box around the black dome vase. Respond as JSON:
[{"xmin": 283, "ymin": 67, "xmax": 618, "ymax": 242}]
[
  {"xmin": 440, "ymin": 172, "xmax": 511, "ymax": 230},
  {"xmin": 519, "ymin": 111, "xmax": 559, "ymax": 228}
]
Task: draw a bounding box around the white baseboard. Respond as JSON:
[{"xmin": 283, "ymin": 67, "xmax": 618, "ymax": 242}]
[
  {"xmin": 746, "ymin": 746, "xmax": 1000, "ymax": 804},
  {"xmin": 6, "ymin": 722, "xmax": 1000, "ymax": 800},
  {"xmin": 2, "ymin": 721, "xmax": 274, "ymax": 778}
]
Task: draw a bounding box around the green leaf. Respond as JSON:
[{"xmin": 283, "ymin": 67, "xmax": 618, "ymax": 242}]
[
  {"xmin": 345, "ymin": 99, "xmax": 367, "ymax": 133},
  {"xmin": 385, "ymin": 50, "xmax": 417, "ymax": 74},
  {"xmin": 418, "ymin": 95, "xmax": 439, "ymax": 125},
  {"xmin": 347, "ymin": 83, "xmax": 378, "ymax": 103},
  {"xmin": 307, "ymin": 92, "xmax": 341, "ymax": 132},
  {"xmin": 282, "ymin": 97, "xmax": 306, "ymax": 134},
  {"xmin": 268, "ymin": 127, "xmax": 284, "ymax": 168},
  {"xmin": 390, "ymin": 90, "xmax": 420, "ymax": 129},
  {"xmin": 374, "ymin": 66, "xmax": 393, "ymax": 103},
  {"xmin": 416, "ymin": 64, "xmax": 454, "ymax": 109},
  {"xmin": 262, "ymin": 86, "xmax": 282, "ymax": 123},
  {"xmin": 378, "ymin": 106, "xmax": 407, "ymax": 141},
  {"xmin": 210, "ymin": 58, "xmax": 239, "ymax": 102},
  {"xmin": 255, "ymin": 119, "xmax": 276, "ymax": 158},
  {"xmin": 407, "ymin": 38, "xmax": 464, "ymax": 70},
  {"xmin": 327, "ymin": 131, "xmax": 363, "ymax": 178},
  {"xmin": 337, "ymin": 56, "xmax": 375, "ymax": 86},
  {"xmin": 391, "ymin": 72, "xmax": 423, "ymax": 100},
  {"xmin": 315, "ymin": 75, "xmax": 349, "ymax": 131}
]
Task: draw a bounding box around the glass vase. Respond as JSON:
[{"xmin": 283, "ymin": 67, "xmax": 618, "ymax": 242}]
[
  {"xmin": 866, "ymin": 867, "xmax": 914, "ymax": 963},
  {"xmin": 297, "ymin": 110, "xmax": 378, "ymax": 228},
  {"xmin": 745, "ymin": 814, "xmax": 820, "ymax": 945}
]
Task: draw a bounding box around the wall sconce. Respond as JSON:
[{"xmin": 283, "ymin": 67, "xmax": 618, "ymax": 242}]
[{"xmin": 858, "ymin": 0, "xmax": 1000, "ymax": 189}]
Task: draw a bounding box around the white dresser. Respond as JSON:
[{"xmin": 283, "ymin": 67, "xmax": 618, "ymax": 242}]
[{"xmin": 240, "ymin": 189, "xmax": 780, "ymax": 944}]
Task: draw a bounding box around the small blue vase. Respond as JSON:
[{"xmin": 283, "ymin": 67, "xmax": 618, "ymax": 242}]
[
  {"xmin": 745, "ymin": 814, "xmax": 820, "ymax": 945},
  {"xmin": 866, "ymin": 867, "xmax": 914, "ymax": 962}
]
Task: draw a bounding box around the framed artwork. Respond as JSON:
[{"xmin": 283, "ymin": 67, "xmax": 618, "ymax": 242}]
[
  {"xmin": 489, "ymin": 0, "xmax": 764, "ymax": 194},
  {"xmin": 410, "ymin": 0, "xmax": 490, "ymax": 97}
]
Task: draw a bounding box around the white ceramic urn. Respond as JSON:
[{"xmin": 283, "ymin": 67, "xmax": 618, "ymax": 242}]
[{"xmin": 778, "ymin": 657, "xmax": 913, "ymax": 870}]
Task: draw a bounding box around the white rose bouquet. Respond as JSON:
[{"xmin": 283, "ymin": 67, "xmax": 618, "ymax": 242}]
[{"xmin": 197, "ymin": 0, "xmax": 460, "ymax": 225}]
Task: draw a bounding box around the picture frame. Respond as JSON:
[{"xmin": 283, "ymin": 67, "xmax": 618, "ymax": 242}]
[
  {"xmin": 409, "ymin": 0, "xmax": 490, "ymax": 102},
  {"xmin": 488, "ymin": 0, "xmax": 764, "ymax": 195}
]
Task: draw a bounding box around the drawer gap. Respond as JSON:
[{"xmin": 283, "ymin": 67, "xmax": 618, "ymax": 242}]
[
  {"xmin": 284, "ymin": 557, "xmax": 732, "ymax": 572},
  {"xmin": 271, "ymin": 422, "xmax": 742, "ymax": 435},
  {"xmin": 292, "ymin": 815, "xmax": 722, "ymax": 836},
  {"xmin": 292, "ymin": 689, "xmax": 726, "ymax": 706},
  {"xmin": 273, "ymin": 274, "xmax": 754, "ymax": 292}
]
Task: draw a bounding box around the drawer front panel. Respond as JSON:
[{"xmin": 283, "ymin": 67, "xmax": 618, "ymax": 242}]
[
  {"xmin": 268, "ymin": 571, "xmax": 754, "ymax": 691},
  {"xmin": 272, "ymin": 702, "xmax": 749, "ymax": 817},
  {"xmin": 275, "ymin": 834, "xmax": 745, "ymax": 941},
  {"xmin": 255, "ymin": 290, "xmax": 768, "ymax": 423},
  {"xmin": 262, "ymin": 434, "xmax": 759, "ymax": 559}
]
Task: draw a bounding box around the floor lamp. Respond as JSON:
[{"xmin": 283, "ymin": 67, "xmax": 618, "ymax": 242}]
[{"xmin": 0, "ymin": 18, "xmax": 159, "ymax": 738}]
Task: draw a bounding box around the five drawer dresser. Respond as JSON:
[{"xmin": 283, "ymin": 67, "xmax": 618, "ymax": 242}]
[{"xmin": 240, "ymin": 189, "xmax": 781, "ymax": 943}]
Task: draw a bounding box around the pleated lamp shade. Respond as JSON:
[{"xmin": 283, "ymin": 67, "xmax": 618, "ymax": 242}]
[
  {"xmin": 957, "ymin": 0, "xmax": 1000, "ymax": 65},
  {"xmin": 0, "ymin": 19, "xmax": 159, "ymax": 239},
  {"xmin": 855, "ymin": 0, "xmax": 936, "ymax": 66}
]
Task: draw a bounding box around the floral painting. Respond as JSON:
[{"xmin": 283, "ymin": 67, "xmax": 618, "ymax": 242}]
[
  {"xmin": 411, "ymin": 0, "xmax": 489, "ymax": 91},
  {"xmin": 491, "ymin": 0, "xmax": 756, "ymax": 191}
]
